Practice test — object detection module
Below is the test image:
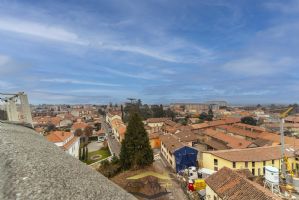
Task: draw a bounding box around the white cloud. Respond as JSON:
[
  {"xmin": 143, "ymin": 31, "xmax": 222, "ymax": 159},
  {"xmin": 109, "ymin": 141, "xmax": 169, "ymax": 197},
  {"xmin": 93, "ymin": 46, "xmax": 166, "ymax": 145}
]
[
  {"xmin": 0, "ymin": 54, "xmax": 29, "ymax": 75},
  {"xmin": 40, "ymin": 78, "xmax": 120, "ymax": 87},
  {"xmin": 103, "ymin": 68, "xmax": 159, "ymax": 80},
  {"xmin": 0, "ymin": 16, "xmax": 214, "ymax": 63},
  {"xmin": 264, "ymin": 0, "xmax": 299, "ymax": 14},
  {"xmin": 0, "ymin": 18, "xmax": 87, "ymax": 45},
  {"xmin": 102, "ymin": 44, "xmax": 177, "ymax": 63},
  {"xmin": 0, "ymin": 54, "xmax": 10, "ymax": 65},
  {"xmin": 223, "ymin": 56, "xmax": 294, "ymax": 76}
]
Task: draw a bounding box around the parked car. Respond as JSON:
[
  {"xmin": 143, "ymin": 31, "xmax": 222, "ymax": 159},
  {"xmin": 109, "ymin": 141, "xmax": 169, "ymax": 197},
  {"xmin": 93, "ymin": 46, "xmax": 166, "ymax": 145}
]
[{"xmin": 97, "ymin": 136, "xmax": 106, "ymax": 142}]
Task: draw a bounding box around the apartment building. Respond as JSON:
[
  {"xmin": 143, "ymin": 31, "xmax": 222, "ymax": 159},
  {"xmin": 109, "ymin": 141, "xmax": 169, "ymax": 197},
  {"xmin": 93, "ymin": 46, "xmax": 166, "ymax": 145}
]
[
  {"xmin": 202, "ymin": 145, "xmax": 298, "ymax": 176},
  {"xmin": 46, "ymin": 131, "xmax": 80, "ymax": 158}
]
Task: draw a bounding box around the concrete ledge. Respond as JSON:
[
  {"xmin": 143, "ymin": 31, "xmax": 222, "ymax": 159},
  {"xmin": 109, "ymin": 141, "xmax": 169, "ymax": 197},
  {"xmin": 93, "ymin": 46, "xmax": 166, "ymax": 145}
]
[{"xmin": 0, "ymin": 121, "xmax": 136, "ymax": 200}]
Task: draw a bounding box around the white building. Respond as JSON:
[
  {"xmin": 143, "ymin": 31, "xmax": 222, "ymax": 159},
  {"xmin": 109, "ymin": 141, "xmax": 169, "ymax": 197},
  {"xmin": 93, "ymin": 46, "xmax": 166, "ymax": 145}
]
[{"xmin": 46, "ymin": 131, "xmax": 80, "ymax": 158}]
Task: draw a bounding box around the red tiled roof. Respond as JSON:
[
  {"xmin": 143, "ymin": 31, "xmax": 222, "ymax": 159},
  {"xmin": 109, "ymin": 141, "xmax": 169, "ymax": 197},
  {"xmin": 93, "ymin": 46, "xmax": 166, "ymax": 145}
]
[
  {"xmin": 117, "ymin": 125, "xmax": 126, "ymax": 136},
  {"xmin": 173, "ymin": 130, "xmax": 198, "ymax": 143},
  {"xmin": 233, "ymin": 123, "xmax": 265, "ymax": 132},
  {"xmin": 160, "ymin": 134, "xmax": 185, "ymax": 153},
  {"xmin": 63, "ymin": 136, "xmax": 79, "ymax": 150},
  {"xmin": 204, "ymin": 129, "xmax": 253, "ymax": 149},
  {"xmin": 258, "ymin": 131, "xmax": 299, "ymax": 147},
  {"xmin": 285, "ymin": 115, "xmax": 299, "ymax": 123},
  {"xmin": 205, "ymin": 167, "xmax": 281, "ymax": 200},
  {"xmin": 146, "ymin": 118, "xmax": 170, "ymax": 123},
  {"xmin": 148, "ymin": 132, "xmax": 161, "ymax": 139},
  {"xmin": 191, "ymin": 118, "xmax": 240, "ymax": 130},
  {"xmin": 46, "ymin": 131, "xmax": 72, "ymax": 143},
  {"xmin": 205, "ymin": 139, "xmax": 229, "ymax": 150},
  {"xmin": 217, "ymin": 125, "xmax": 259, "ymax": 139},
  {"xmin": 205, "ymin": 145, "xmax": 295, "ymax": 162},
  {"xmin": 71, "ymin": 122, "xmax": 88, "ymax": 130},
  {"xmin": 164, "ymin": 120, "xmax": 178, "ymax": 127}
]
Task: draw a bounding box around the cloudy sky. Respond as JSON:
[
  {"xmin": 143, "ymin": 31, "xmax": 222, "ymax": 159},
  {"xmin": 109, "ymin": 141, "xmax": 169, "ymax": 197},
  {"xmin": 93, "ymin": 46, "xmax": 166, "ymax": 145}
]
[{"xmin": 0, "ymin": 0, "xmax": 298, "ymax": 104}]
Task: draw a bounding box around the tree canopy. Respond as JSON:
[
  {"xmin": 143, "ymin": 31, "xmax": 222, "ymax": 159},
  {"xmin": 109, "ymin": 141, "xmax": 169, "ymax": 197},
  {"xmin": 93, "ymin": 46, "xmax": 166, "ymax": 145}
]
[
  {"xmin": 241, "ymin": 116, "xmax": 257, "ymax": 126},
  {"xmin": 119, "ymin": 113, "xmax": 153, "ymax": 170}
]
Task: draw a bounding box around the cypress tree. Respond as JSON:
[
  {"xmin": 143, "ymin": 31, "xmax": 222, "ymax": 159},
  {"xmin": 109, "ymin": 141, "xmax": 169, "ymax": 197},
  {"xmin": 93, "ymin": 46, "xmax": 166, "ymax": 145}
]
[
  {"xmin": 85, "ymin": 147, "xmax": 88, "ymax": 162},
  {"xmin": 79, "ymin": 147, "xmax": 82, "ymax": 160},
  {"xmin": 82, "ymin": 147, "xmax": 85, "ymax": 160},
  {"xmin": 120, "ymin": 112, "xmax": 153, "ymax": 170}
]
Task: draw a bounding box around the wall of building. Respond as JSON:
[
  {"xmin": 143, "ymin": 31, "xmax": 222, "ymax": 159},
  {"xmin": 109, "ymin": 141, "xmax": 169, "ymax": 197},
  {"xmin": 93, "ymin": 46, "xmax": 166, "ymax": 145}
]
[
  {"xmin": 205, "ymin": 185, "xmax": 222, "ymax": 200},
  {"xmin": 150, "ymin": 138, "xmax": 161, "ymax": 149},
  {"xmin": 67, "ymin": 138, "xmax": 80, "ymax": 158},
  {"xmin": 161, "ymin": 141, "xmax": 176, "ymax": 170},
  {"xmin": 202, "ymin": 152, "xmax": 299, "ymax": 176},
  {"xmin": 147, "ymin": 122, "xmax": 164, "ymax": 129}
]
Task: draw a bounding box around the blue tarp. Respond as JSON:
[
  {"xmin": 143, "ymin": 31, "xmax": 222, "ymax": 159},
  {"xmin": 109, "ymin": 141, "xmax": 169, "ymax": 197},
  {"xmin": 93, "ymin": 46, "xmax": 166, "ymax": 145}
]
[{"xmin": 174, "ymin": 146, "xmax": 198, "ymax": 172}]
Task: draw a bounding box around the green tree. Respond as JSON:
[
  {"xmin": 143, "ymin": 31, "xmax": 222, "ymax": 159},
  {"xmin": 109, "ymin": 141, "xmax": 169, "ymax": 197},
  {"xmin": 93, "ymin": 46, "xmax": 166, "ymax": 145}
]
[
  {"xmin": 121, "ymin": 104, "xmax": 124, "ymax": 121},
  {"xmin": 45, "ymin": 123, "xmax": 56, "ymax": 132},
  {"xmin": 165, "ymin": 108, "xmax": 176, "ymax": 121},
  {"xmin": 84, "ymin": 125, "xmax": 93, "ymax": 137},
  {"xmin": 85, "ymin": 146, "xmax": 88, "ymax": 162},
  {"xmin": 151, "ymin": 104, "xmax": 164, "ymax": 118},
  {"xmin": 199, "ymin": 112, "xmax": 208, "ymax": 121},
  {"xmin": 120, "ymin": 113, "xmax": 153, "ymax": 170},
  {"xmin": 207, "ymin": 107, "xmax": 214, "ymax": 121},
  {"xmin": 0, "ymin": 110, "xmax": 8, "ymax": 120},
  {"xmin": 241, "ymin": 116, "xmax": 257, "ymax": 126}
]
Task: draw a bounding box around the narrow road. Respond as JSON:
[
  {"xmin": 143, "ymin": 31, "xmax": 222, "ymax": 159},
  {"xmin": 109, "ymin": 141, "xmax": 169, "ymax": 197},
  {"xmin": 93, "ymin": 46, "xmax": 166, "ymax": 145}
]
[{"xmin": 101, "ymin": 116, "xmax": 121, "ymax": 157}]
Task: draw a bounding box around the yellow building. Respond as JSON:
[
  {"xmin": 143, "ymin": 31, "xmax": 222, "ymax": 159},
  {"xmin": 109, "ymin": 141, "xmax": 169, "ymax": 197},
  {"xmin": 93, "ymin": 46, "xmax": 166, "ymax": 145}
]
[{"xmin": 202, "ymin": 145, "xmax": 299, "ymax": 176}]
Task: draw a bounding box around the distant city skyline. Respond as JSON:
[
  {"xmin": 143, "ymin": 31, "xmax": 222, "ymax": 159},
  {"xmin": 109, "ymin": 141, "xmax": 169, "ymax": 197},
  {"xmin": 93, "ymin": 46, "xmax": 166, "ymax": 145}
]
[{"xmin": 0, "ymin": 0, "xmax": 298, "ymax": 104}]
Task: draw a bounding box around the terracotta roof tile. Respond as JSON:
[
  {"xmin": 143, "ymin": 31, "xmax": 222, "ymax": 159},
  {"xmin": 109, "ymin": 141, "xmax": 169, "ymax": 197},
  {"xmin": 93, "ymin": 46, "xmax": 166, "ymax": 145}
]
[
  {"xmin": 205, "ymin": 145, "xmax": 295, "ymax": 162},
  {"xmin": 146, "ymin": 118, "xmax": 170, "ymax": 123},
  {"xmin": 173, "ymin": 130, "xmax": 198, "ymax": 143},
  {"xmin": 233, "ymin": 123, "xmax": 265, "ymax": 132},
  {"xmin": 46, "ymin": 131, "xmax": 72, "ymax": 143},
  {"xmin": 63, "ymin": 136, "xmax": 79, "ymax": 150},
  {"xmin": 204, "ymin": 129, "xmax": 253, "ymax": 149},
  {"xmin": 217, "ymin": 125, "xmax": 259, "ymax": 139},
  {"xmin": 191, "ymin": 118, "xmax": 240, "ymax": 130},
  {"xmin": 205, "ymin": 167, "xmax": 281, "ymax": 200},
  {"xmin": 160, "ymin": 134, "xmax": 185, "ymax": 153},
  {"xmin": 71, "ymin": 122, "xmax": 88, "ymax": 130},
  {"xmin": 204, "ymin": 139, "xmax": 229, "ymax": 150}
]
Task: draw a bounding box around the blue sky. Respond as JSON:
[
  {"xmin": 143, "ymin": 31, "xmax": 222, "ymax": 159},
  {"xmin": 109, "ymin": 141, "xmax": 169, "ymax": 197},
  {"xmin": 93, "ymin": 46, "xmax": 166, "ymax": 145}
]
[{"xmin": 0, "ymin": 0, "xmax": 298, "ymax": 105}]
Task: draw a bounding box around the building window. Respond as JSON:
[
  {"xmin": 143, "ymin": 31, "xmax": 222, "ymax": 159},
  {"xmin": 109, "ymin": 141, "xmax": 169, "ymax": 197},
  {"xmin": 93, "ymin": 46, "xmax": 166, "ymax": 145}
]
[
  {"xmin": 233, "ymin": 162, "xmax": 236, "ymax": 168},
  {"xmin": 272, "ymin": 160, "xmax": 275, "ymax": 165},
  {"xmin": 214, "ymin": 166, "xmax": 218, "ymax": 171},
  {"xmin": 258, "ymin": 168, "xmax": 261, "ymax": 176},
  {"xmin": 214, "ymin": 159, "xmax": 218, "ymax": 166},
  {"xmin": 252, "ymin": 162, "xmax": 255, "ymax": 168},
  {"xmin": 263, "ymin": 167, "xmax": 265, "ymax": 175},
  {"xmin": 252, "ymin": 168, "xmax": 255, "ymax": 176},
  {"xmin": 263, "ymin": 161, "xmax": 266, "ymax": 166},
  {"xmin": 245, "ymin": 162, "xmax": 248, "ymax": 168}
]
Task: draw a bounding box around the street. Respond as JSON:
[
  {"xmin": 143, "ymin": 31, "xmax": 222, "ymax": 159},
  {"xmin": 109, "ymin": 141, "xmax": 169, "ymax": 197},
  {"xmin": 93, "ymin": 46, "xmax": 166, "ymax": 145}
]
[{"xmin": 101, "ymin": 116, "xmax": 121, "ymax": 157}]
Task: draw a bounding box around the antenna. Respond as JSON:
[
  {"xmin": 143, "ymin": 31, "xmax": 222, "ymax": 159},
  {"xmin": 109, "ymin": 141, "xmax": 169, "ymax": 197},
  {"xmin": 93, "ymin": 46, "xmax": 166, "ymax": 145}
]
[{"xmin": 127, "ymin": 98, "xmax": 136, "ymax": 104}]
